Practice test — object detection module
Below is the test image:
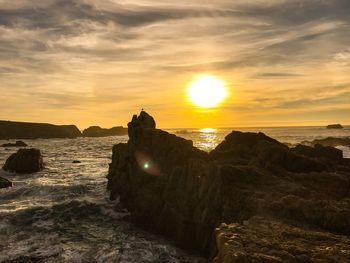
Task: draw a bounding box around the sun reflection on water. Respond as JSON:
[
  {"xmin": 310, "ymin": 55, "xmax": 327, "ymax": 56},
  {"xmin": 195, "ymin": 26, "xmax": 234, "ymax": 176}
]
[{"xmin": 200, "ymin": 128, "xmax": 216, "ymax": 133}]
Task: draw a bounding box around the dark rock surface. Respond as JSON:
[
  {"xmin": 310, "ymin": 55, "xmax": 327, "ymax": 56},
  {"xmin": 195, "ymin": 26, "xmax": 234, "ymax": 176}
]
[
  {"xmin": 82, "ymin": 126, "xmax": 127, "ymax": 137},
  {"xmin": 0, "ymin": 120, "xmax": 81, "ymax": 139},
  {"xmin": 0, "ymin": 176, "xmax": 12, "ymax": 188},
  {"xmin": 72, "ymin": 160, "xmax": 81, "ymax": 164},
  {"xmin": 1, "ymin": 140, "xmax": 28, "ymax": 147},
  {"xmin": 108, "ymin": 111, "xmax": 350, "ymax": 262},
  {"xmin": 327, "ymin": 124, "xmax": 343, "ymax": 129},
  {"xmin": 213, "ymin": 216, "xmax": 350, "ymax": 263},
  {"xmin": 3, "ymin": 148, "xmax": 44, "ymax": 174}
]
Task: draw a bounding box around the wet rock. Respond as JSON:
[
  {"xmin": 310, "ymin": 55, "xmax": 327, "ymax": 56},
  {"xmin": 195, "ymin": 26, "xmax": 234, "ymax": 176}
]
[
  {"xmin": 3, "ymin": 148, "xmax": 43, "ymax": 174},
  {"xmin": 0, "ymin": 176, "xmax": 12, "ymax": 188},
  {"xmin": 1, "ymin": 140, "xmax": 28, "ymax": 147},
  {"xmin": 327, "ymin": 124, "xmax": 343, "ymax": 129},
  {"xmin": 108, "ymin": 111, "xmax": 350, "ymax": 261}
]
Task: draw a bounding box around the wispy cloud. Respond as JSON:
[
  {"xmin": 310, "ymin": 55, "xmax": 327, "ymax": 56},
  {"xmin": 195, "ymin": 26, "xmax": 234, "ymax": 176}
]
[{"xmin": 0, "ymin": 0, "xmax": 349, "ymax": 127}]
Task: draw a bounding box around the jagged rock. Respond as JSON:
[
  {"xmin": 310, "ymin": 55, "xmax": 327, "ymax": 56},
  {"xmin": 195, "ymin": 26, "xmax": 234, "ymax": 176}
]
[
  {"xmin": 127, "ymin": 110, "xmax": 156, "ymax": 141},
  {"xmin": 0, "ymin": 120, "xmax": 81, "ymax": 139},
  {"xmin": 1, "ymin": 141, "xmax": 28, "ymax": 147},
  {"xmin": 82, "ymin": 126, "xmax": 127, "ymax": 137},
  {"xmin": 327, "ymin": 124, "xmax": 343, "ymax": 129},
  {"xmin": 3, "ymin": 148, "xmax": 43, "ymax": 174},
  {"xmin": 108, "ymin": 111, "xmax": 350, "ymax": 261},
  {"xmin": 0, "ymin": 176, "xmax": 12, "ymax": 188}
]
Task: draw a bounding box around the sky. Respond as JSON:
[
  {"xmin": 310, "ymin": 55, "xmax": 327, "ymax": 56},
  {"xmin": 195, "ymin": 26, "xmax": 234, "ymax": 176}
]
[{"xmin": 0, "ymin": 0, "xmax": 349, "ymax": 129}]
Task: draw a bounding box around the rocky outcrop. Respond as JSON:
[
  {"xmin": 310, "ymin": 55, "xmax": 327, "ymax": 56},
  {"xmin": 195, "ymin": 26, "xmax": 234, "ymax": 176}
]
[
  {"xmin": 0, "ymin": 120, "xmax": 82, "ymax": 139},
  {"xmin": 107, "ymin": 111, "xmax": 350, "ymax": 261},
  {"xmin": 82, "ymin": 126, "xmax": 127, "ymax": 137},
  {"xmin": 306, "ymin": 137, "xmax": 350, "ymax": 147},
  {"xmin": 0, "ymin": 176, "xmax": 12, "ymax": 188},
  {"xmin": 327, "ymin": 124, "xmax": 343, "ymax": 129},
  {"xmin": 3, "ymin": 148, "xmax": 43, "ymax": 174},
  {"xmin": 1, "ymin": 141, "xmax": 28, "ymax": 147}
]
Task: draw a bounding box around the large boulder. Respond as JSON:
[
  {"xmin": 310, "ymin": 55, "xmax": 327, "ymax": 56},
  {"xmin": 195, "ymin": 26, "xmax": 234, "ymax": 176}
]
[
  {"xmin": 108, "ymin": 111, "xmax": 350, "ymax": 261},
  {"xmin": 3, "ymin": 148, "xmax": 44, "ymax": 174},
  {"xmin": 0, "ymin": 176, "xmax": 12, "ymax": 188}
]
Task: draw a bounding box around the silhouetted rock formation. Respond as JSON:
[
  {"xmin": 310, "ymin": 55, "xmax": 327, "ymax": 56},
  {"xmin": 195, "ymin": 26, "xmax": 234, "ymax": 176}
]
[
  {"xmin": 0, "ymin": 120, "xmax": 82, "ymax": 139},
  {"xmin": 108, "ymin": 111, "xmax": 350, "ymax": 261},
  {"xmin": 327, "ymin": 124, "xmax": 343, "ymax": 129},
  {"xmin": 0, "ymin": 176, "xmax": 12, "ymax": 189},
  {"xmin": 1, "ymin": 141, "xmax": 28, "ymax": 147},
  {"xmin": 306, "ymin": 137, "xmax": 350, "ymax": 147},
  {"xmin": 3, "ymin": 148, "xmax": 44, "ymax": 174},
  {"xmin": 82, "ymin": 126, "xmax": 127, "ymax": 137}
]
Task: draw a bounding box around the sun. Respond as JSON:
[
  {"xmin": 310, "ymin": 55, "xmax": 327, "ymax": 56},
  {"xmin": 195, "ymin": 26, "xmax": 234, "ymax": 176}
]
[{"xmin": 188, "ymin": 75, "xmax": 227, "ymax": 108}]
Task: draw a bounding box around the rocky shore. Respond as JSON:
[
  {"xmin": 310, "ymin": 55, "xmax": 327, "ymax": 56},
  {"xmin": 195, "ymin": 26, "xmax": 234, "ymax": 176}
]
[{"xmin": 108, "ymin": 111, "xmax": 350, "ymax": 262}]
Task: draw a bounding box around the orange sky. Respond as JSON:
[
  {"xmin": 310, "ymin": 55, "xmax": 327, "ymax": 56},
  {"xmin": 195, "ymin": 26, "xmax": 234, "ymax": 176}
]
[{"xmin": 0, "ymin": 0, "xmax": 349, "ymax": 129}]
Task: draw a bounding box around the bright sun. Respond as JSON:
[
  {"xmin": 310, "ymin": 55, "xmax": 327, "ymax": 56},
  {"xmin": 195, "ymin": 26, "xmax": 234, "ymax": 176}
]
[{"xmin": 188, "ymin": 75, "xmax": 227, "ymax": 108}]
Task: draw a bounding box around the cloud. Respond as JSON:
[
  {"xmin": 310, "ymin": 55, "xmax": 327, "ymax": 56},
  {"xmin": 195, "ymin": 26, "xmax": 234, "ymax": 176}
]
[
  {"xmin": 252, "ymin": 72, "xmax": 304, "ymax": 79},
  {"xmin": 0, "ymin": 0, "xmax": 349, "ymax": 127}
]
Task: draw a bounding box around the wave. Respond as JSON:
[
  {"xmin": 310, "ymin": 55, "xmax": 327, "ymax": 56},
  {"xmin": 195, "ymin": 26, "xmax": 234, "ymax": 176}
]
[{"xmin": 0, "ymin": 200, "xmax": 205, "ymax": 263}]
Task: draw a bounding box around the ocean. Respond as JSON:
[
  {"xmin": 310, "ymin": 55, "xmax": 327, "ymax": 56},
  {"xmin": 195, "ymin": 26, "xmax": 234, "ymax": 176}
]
[{"xmin": 0, "ymin": 126, "xmax": 349, "ymax": 262}]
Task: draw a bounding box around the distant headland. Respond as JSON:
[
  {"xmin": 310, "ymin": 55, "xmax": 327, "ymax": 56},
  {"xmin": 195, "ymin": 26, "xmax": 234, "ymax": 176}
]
[
  {"xmin": 0, "ymin": 120, "xmax": 127, "ymax": 139},
  {"xmin": 82, "ymin": 126, "xmax": 127, "ymax": 137}
]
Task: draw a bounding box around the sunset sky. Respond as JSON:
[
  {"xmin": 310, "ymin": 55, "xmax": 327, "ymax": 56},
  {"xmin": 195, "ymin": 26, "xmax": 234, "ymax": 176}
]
[{"xmin": 0, "ymin": 0, "xmax": 349, "ymax": 128}]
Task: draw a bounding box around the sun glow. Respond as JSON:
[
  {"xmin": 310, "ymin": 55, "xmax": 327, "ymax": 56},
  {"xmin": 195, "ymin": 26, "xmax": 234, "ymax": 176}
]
[
  {"xmin": 200, "ymin": 128, "xmax": 216, "ymax": 133},
  {"xmin": 188, "ymin": 75, "xmax": 227, "ymax": 108}
]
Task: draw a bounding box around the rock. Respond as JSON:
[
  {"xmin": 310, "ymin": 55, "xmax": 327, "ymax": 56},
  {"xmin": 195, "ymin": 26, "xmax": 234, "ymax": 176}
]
[
  {"xmin": 0, "ymin": 120, "xmax": 82, "ymax": 139},
  {"xmin": 3, "ymin": 148, "xmax": 44, "ymax": 174},
  {"xmin": 306, "ymin": 137, "xmax": 350, "ymax": 147},
  {"xmin": 72, "ymin": 160, "xmax": 81, "ymax": 164},
  {"xmin": 292, "ymin": 144, "xmax": 343, "ymax": 164},
  {"xmin": 127, "ymin": 110, "xmax": 156, "ymax": 141},
  {"xmin": 82, "ymin": 126, "xmax": 127, "ymax": 137},
  {"xmin": 327, "ymin": 124, "xmax": 343, "ymax": 129},
  {"xmin": 213, "ymin": 217, "xmax": 350, "ymax": 263},
  {"xmin": 107, "ymin": 111, "xmax": 350, "ymax": 261},
  {"xmin": 1, "ymin": 140, "xmax": 28, "ymax": 147},
  {"xmin": 0, "ymin": 176, "xmax": 12, "ymax": 188}
]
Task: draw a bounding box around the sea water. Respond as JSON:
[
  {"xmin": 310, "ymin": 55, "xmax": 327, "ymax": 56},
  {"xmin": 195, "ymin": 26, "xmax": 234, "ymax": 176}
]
[{"xmin": 0, "ymin": 126, "xmax": 349, "ymax": 262}]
